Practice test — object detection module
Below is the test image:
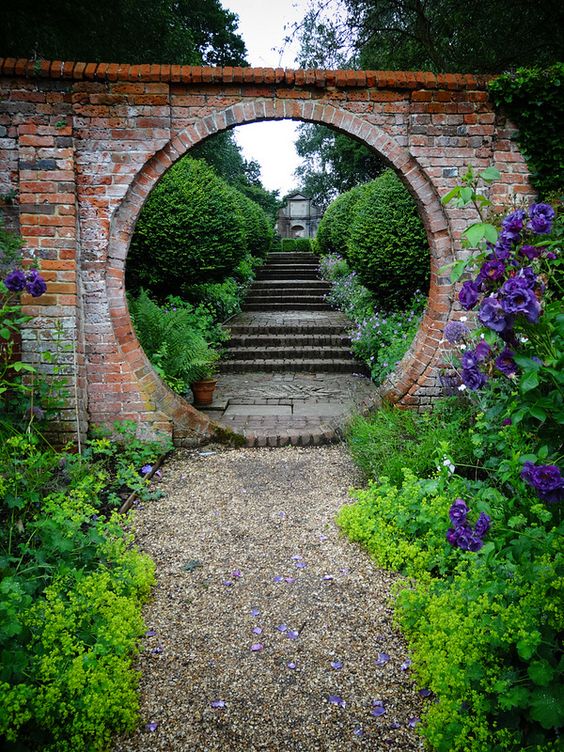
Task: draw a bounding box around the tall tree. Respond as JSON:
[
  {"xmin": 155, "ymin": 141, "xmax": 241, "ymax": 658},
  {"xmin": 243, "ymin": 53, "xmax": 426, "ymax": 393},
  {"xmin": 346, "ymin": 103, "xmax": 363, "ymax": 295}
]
[
  {"xmin": 0, "ymin": 0, "xmax": 247, "ymax": 65},
  {"xmin": 294, "ymin": 124, "xmax": 384, "ymax": 209},
  {"xmin": 292, "ymin": 0, "xmax": 564, "ymax": 73}
]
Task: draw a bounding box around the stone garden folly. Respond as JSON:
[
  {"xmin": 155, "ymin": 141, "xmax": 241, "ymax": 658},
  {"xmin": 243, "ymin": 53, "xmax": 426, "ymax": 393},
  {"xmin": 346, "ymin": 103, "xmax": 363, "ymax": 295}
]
[{"xmin": 0, "ymin": 59, "xmax": 534, "ymax": 445}]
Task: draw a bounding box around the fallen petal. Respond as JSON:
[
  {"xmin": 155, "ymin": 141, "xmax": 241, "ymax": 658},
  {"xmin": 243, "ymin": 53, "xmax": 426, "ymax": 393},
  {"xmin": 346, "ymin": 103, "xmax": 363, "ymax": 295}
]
[
  {"xmin": 210, "ymin": 699, "xmax": 225, "ymax": 708},
  {"xmin": 287, "ymin": 661, "xmax": 297, "ymax": 670},
  {"xmin": 291, "ymin": 554, "xmax": 302, "ymax": 561},
  {"xmin": 273, "ymin": 575, "xmax": 283, "ymax": 583},
  {"xmin": 250, "ymin": 608, "xmax": 260, "ymax": 617},
  {"xmin": 232, "ymin": 570, "xmax": 242, "ymax": 579},
  {"xmin": 145, "ymin": 629, "xmax": 156, "ymax": 637},
  {"xmin": 322, "ymin": 574, "xmax": 333, "ymax": 581},
  {"xmin": 287, "ymin": 630, "xmax": 299, "ymax": 640},
  {"xmin": 419, "ymin": 688, "xmax": 432, "ymax": 698},
  {"xmin": 146, "ymin": 722, "xmax": 158, "ymax": 732},
  {"xmin": 252, "ymin": 626, "xmax": 263, "ymax": 635},
  {"xmin": 390, "ymin": 721, "xmax": 401, "ymax": 730},
  {"xmin": 400, "ymin": 659, "xmax": 412, "ymax": 671},
  {"xmin": 328, "ymin": 694, "xmax": 346, "ymax": 708},
  {"xmin": 375, "ymin": 652, "xmax": 390, "ymax": 666},
  {"xmin": 319, "ymin": 534, "xmax": 328, "ymax": 542},
  {"xmin": 284, "ymin": 576, "xmax": 296, "ymax": 584},
  {"xmin": 250, "ymin": 643, "xmax": 263, "ymax": 652},
  {"xmin": 330, "ymin": 660, "xmax": 343, "ymax": 670},
  {"xmin": 295, "ymin": 561, "xmax": 307, "ymax": 569},
  {"xmin": 150, "ymin": 646, "xmax": 163, "ymax": 654},
  {"xmin": 408, "ymin": 717, "xmax": 421, "ymax": 728},
  {"xmin": 371, "ymin": 706, "xmax": 386, "ymax": 717},
  {"xmin": 353, "ymin": 726, "xmax": 364, "ymax": 737},
  {"xmin": 276, "ymin": 624, "xmax": 288, "ymax": 632},
  {"xmin": 222, "ymin": 580, "xmax": 233, "ymax": 587}
]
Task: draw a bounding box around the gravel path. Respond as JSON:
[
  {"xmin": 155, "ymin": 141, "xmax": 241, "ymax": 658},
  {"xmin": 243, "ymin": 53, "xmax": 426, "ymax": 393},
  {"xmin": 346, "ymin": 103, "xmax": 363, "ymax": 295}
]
[{"xmin": 114, "ymin": 444, "xmax": 425, "ymax": 752}]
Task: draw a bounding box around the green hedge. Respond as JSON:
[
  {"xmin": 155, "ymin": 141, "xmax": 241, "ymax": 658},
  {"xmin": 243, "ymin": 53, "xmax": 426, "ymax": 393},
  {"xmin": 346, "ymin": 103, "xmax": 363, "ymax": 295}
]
[
  {"xmin": 230, "ymin": 188, "xmax": 273, "ymax": 259},
  {"xmin": 127, "ymin": 158, "xmax": 261, "ymax": 296},
  {"xmin": 280, "ymin": 238, "xmax": 312, "ymax": 252},
  {"xmin": 314, "ymin": 183, "xmax": 367, "ymax": 257},
  {"xmin": 347, "ymin": 170, "xmax": 430, "ymax": 309}
]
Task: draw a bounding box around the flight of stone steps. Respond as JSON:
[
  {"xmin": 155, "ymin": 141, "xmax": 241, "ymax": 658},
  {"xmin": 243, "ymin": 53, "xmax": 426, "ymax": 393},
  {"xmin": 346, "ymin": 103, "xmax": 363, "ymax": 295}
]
[{"xmin": 221, "ymin": 251, "xmax": 368, "ymax": 375}]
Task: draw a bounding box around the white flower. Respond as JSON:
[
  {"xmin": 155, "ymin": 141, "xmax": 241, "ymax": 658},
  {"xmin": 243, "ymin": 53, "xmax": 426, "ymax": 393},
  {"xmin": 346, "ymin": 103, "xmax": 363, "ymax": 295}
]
[
  {"xmin": 460, "ymin": 344, "xmax": 467, "ymax": 350},
  {"xmin": 460, "ymin": 316, "xmax": 468, "ymax": 322},
  {"xmin": 458, "ymin": 384, "xmax": 467, "ymax": 392},
  {"xmin": 442, "ymin": 457, "xmax": 456, "ymax": 474}
]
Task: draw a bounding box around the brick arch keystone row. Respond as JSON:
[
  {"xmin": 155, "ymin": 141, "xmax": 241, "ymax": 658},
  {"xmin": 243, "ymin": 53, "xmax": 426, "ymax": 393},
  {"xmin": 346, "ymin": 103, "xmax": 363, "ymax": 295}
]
[{"xmin": 0, "ymin": 59, "xmax": 534, "ymax": 445}]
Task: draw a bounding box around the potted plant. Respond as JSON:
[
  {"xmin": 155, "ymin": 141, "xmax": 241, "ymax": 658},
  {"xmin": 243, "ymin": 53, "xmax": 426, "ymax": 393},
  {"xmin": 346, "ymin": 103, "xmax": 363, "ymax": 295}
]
[{"xmin": 189, "ymin": 351, "xmax": 220, "ymax": 406}]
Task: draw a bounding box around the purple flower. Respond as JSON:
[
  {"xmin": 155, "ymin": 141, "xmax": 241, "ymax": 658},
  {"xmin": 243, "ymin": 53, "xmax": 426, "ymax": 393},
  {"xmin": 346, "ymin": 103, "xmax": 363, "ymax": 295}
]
[
  {"xmin": 444, "ymin": 320, "xmax": 469, "ymax": 344},
  {"xmin": 521, "ymin": 463, "xmax": 564, "ymax": 503},
  {"xmin": 328, "ymin": 694, "xmax": 346, "ymax": 708},
  {"xmin": 375, "ymin": 652, "xmax": 390, "ymax": 666},
  {"xmin": 331, "ymin": 660, "xmax": 343, "ymax": 670},
  {"xmin": 287, "ymin": 661, "xmax": 297, "ymax": 670},
  {"xmin": 210, "ymin": 699, "xmax": 225, "ymax": 708},
  {"xmin": 467, "ymin": 532, "xmax": 484, "ymax": 552},
  {"xmin": 479, "ymin": 296, "xmax": 512, "ymax": 333},
  {"xmin": 408, "ymin": 717, "xmax": 421, "ymax": 728},
  {"xmin": 458, "ymin": 280, "xmax": 480, "ymax": 310},
  {"xmin": 287, "ymin": 630, "xmax": 299, "ymax": 640},
  {"xmin": 25, "ymin": 270, "xmax": 47, "ymax": 297},
  {"xmin": 478, "ymin": 259, "xmax": 506, "ymax": 284},
  {"xmin": 461, "ymin": 349, "xmax": 479, "ymax": 369},
  {"xmin": 3, "ymin": 268, "xmax": 27, "ymax": 292},
  {"xmin": 500, "ymin": 278, "xmax": 541, "ymax": 322},
  {"xmin": 446, "ymin": 527, "xmax": 458, "ymax": 545},
  {"xmin": 461, "ymin": 367, "xmax": 487, "ymax": 391},
  {"xmin": 449, "ymin": 498, "xmax": 468, "ymax": 526},
  {"xmin": 528, "ymin": 203, "xmax": 555, "ymax": 235},
  {"xmin": 250, "ymin": 643, "xmax": 263, "ymax": 652},
  {"xmin": 474, "ymin": 512, "xmax": 491, "ymax": 537},
  {"xmin": 146, "ymin": 721, "xmax": 158, "ymax": 732},
  {"xmin": 519, "ymin": 244, "xmax": 541, "ymax": 260},
  {"xmin": 252, "ymin": 626, "xmax": 263, "ymax": 635},
  {"xmin": 452, "ymin": 524, "xmax": 475, "ymax": 551},
  {"xmin": 517, "ymin": 266, "xmax": 538, "ymax": 289},
  {"xmin": 502, "ymin": 209, "xmax": 526, "ymax": 235},
  {"xmin": 495, "ymin": 347, "xmax": 517, "ymax": 377},
  {"xmin": 474, "ymin": 340, "xmax": 492, "ymax": 361}
]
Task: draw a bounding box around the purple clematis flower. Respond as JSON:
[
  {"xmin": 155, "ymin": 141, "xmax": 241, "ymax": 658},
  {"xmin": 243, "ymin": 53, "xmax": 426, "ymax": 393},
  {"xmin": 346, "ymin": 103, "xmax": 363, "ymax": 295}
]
[
  {"xmin": 3, "ymin": 268, "xmax": 27, "ymax": 292},
  {"xmin": 528, "ymin": 203, "xmax": 555, "ymax": 234},
  {"xmin": 521, "ymin": 462, "xmax": 564, "ymax": 503},
  {"xmin": 461, "ymin": 367, "xmax": 487, "ymax": 391},
  {"xmin": 458, "ymin": 280, "xmax": 480, "ymax": 310},
  {"xmin": 449, "ymin": 498, "xmax": 468, "ymax": 526},
  {"xmin": 479, "ymin": 295, "xmax": 512, "ymax": 333},
  {"xmin": 25, "ymin": 269, "xmax": 48, "ymax": 297}
]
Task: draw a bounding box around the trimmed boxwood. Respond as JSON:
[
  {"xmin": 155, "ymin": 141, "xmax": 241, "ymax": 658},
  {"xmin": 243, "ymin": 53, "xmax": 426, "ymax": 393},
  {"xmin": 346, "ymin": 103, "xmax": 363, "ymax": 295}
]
[
  {"xmin": 230, "ymin": 188, "xmax": 273, "ymax": 259},
  {"xmin": 315, "ymin": 183, "xmax": 367, "ymax": 257},
  {"xmin": 347, "ymin": 170, "xmax": 430, "ymax": 309},
  {"xmin": 126, "ymin": 157, "xmax": 248, "ymax": 297}
]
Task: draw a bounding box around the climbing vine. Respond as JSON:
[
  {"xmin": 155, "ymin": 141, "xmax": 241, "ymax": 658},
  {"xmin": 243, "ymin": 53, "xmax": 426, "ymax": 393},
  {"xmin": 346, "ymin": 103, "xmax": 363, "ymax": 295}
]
[{"xmin": 489, "ymin": 64, "xmax": 564, "ymax": 198}]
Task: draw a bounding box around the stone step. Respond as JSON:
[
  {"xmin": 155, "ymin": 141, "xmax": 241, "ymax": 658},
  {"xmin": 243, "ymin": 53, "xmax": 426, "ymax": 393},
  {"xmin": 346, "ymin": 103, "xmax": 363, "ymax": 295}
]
[
  {"xmin": 220, "ymin": 358, "xmax": 368, "ymax": 374},
  {"xmin": 255, "ymin": 271, "xmax": 320, "ymax": 280},
  {"xmin": 244, "ymin": 293, "xmax": 327, "ymax": 304},
  {"xmin": 242, "ymin": 302, "xmax": 332, "ymax": 311},
  {"xmin": 228, "ymin": 334, "xmax": 351, "ymax": 348},
  {"xmin": 250, "ymin": 280, "xmax": 331, "ymax": 291},
  {"xmin": 256, "ymin": 268, "xmax": 320, "ymax": 277},
  {"xmin": 224, "ymin": 346, "xmax": 354, "ymax": 361},
  {"xmin": 228, "ymin": 323, "xmax": 348, "ymax": 336},
  {"xmin": 266, "ymin": 253, "xmax": 318, "ymax": 262}
]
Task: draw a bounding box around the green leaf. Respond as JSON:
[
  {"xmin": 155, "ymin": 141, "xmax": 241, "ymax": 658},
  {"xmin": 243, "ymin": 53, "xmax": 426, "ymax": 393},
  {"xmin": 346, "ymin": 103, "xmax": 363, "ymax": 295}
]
[
  {"xmin": 12, "ymin": 362, "xmax": 36, "ymax": 373},
  {"xmin": 479, "ymin": 167, "xmax": 501, "ymax": 182},
  {"xmin": 528, "ymin": 405, "xmax": 547, "ymax": 421},
  {"xmin": 517, "ymin": 631, "xmax": 541, "ymax": 660},
  {"xmin": 528, "ymin": 660, "xmax": 555, "ymax": 687},
  {"xmin": 520, "ymin": 370, "xmax": 540, "ymax": 393},
  {"xmin": 0, "ymin": 327, "xmax": 11, "ymax": 339},
  {"xmin": 463, "ymin": 222, "xmax": 498, "ymax": 246},
  {"xmin": 529, "ymin": 687, "xmax": 564, "ymax": 729},
  {"xmin": 449, "ymin": 259, "xmax": 468, "ymax": 284},
  {"xmin": 460, "ymin": 186, "xmax": 473, "ymax": 204},
  {"xmin": 441, "ymin": 186, "xmax": 461, "ymax": 205}
]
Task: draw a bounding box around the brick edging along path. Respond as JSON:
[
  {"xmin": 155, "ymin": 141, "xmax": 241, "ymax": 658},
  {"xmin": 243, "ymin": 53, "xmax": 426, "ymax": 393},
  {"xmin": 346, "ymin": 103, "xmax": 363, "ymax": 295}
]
[{"xmin": 0, "ymin": 59, "xmax": 534, "ymax": 446}]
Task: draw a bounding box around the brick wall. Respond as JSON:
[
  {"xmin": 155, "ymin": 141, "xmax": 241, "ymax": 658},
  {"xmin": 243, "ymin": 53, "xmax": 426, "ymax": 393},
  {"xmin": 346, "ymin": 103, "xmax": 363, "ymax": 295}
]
[{"xmin": 0, "ymin": 59, "xmax": 535, "ymax": 445}]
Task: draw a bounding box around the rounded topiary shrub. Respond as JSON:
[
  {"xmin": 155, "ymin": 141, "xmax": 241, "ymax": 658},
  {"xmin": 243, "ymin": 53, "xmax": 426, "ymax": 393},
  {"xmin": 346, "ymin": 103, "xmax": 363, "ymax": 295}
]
[
  {"xmin": 347, "ymin": 170, "xmax": 430, "ymax": 309},
  {"xmin": 315, "ymin": 183, "xmax": 368, "ymax": 257},
  {"xmin": 126, "ymin": 157, "xmax": 247, "ymax": 297},
  {"xmin": 231, "ymin": 188, "xmax": 273, "ymax": 259}
]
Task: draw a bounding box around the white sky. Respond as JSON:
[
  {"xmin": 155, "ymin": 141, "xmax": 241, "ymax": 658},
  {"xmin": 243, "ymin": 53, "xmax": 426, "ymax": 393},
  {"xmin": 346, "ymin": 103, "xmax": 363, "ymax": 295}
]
[{"xmin": 220, "ymin": 0, "xmax": 307, "ymax": 196}]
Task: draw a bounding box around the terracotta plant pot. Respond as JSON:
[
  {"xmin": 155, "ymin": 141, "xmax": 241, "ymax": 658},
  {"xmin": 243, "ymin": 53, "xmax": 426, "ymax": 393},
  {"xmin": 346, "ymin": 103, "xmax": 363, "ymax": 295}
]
[{"xmin": 190, "ymin": 378, "xmax": 217, "ymax": 406}]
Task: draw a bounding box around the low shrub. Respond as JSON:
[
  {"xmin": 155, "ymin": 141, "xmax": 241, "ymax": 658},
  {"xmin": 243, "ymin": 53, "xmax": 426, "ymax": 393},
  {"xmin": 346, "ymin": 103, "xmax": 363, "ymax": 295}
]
[
  {"xmin": 314, "ymin": 183, "xmax": 366, "ymax": 257},
  {"xmin": 347, "ymin": 398, "xmax": 475, "ymax": 485},
  {"xmin": 280, "ymin": 237, "xmax": 312, "ymax": 252},
  {"xmin": 231, "ymin": 188, "xmax": 273, "ymax": 259},
  {"xmin": 348, "ymin": 170, "xmax": 430, "ymax": 309}
]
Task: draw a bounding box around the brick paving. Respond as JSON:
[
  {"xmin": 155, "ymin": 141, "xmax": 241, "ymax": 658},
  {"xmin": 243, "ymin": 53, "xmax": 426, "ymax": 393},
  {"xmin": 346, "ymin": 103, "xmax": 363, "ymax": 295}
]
[{"xmin": 194, "ymin": 254, "xmax": 380, "ymax": 447}]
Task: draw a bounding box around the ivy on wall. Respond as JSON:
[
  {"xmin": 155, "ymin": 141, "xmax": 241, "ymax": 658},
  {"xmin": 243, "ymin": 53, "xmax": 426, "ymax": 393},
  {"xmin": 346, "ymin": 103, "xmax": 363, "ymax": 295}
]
[{"xmin": 489, "ymin": 64, "xmax": 564, "ymax": 198}]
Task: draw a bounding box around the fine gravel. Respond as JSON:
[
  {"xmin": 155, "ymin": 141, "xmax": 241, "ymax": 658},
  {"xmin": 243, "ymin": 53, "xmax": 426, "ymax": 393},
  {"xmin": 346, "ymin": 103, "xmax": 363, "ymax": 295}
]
[{"xmin": 113, "ymin": 444, "xmax": 425, "ymax": 752}]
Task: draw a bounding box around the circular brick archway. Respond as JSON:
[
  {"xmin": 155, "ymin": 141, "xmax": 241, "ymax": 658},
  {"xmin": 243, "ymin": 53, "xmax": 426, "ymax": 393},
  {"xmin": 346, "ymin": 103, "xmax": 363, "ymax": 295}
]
[{"xmin": 108, "ymin": 100, "xmax": 453, "ymax": 437}]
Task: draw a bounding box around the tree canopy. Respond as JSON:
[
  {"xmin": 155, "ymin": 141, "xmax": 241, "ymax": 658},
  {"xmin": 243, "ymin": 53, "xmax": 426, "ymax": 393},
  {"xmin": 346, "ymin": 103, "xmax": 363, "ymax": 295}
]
[
  {"xmin": 292, "ymin": 0, "xmax": 564, "ymax": 73},
  {"xmin": 0, "ymin": 0, "xmax": 247, "ymax": 65}
]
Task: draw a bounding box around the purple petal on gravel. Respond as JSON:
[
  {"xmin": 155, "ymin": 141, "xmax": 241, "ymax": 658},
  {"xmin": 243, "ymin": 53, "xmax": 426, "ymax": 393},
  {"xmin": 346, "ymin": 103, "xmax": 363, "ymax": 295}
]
[
  {"xmin": 371, "ymin": 706, "xmax": 386, "ymax": 717},
  {"xmin": 353, "ymin": 726, "xmax": 364, "ymax": 737},
  {"xmin": 250, "ymin": 643, "xmax": 263, "ymax": 652},
  {"xmin": 145, "ymin": 629, "xmax": 156, "ymax": 637},
  {"xmin": 322, "ymin": 574, "xmax": 333, "ymax": 581},
  {"xmin": 340, "ymin": 568, "xmax": 349, "ymax": 574},
  {"xmin": 252, "ymin": 627, "xmax": 263, "ymax": 635},
  {"xmin": 319, "ymin": 534, "xmax": 328, "ymax": 542},
  {"xmin": 419, "ymin": 688, "xmax": 432, "ymax": 698},
  {"xmin": 284, "ymin": 577, "xmax": 296, "ymax": 584},
  {"xmin": 291, "ymin": 554, "xmax": 302, "ymax": 560},
  {"xmin": 331, "ymin": 660, "xmax": 343, "ymax": 670},
  {"xmin": 400, "ymin": 659, "xmax": 412, "ymax": 671},
  {"xmin": 375, "ymin": 653, "xmax": 390, "ymax": 666},
  {"xmin": 250, "ymin": 608, "xmax": 260, "ymax": 617},
  {"xmin": 408, "ymin": 717, "xmax": 421, "ymax": 728},
  {"xmin": 390, "ymin": 721, "xmax": 401, "ymax": 729},
  {"xmin": 222, "ymin": 580, "xmax": 233, "ymax": 587},
  {"xmin": 278, "ymin": 511, "xmax": 286, "ymax": 519},
  {"xmin": 328, "ymin": 694, "xmax": 346, "ymax": 708},
  {"xmin": 232, "ymin": 569, "xmax": 242, "ymax": 578},
  {"xmin": 146, "ymin": 722, "xmax": 158, "ymax": 732},
  {"xmin": 287, "ymin": 630, "xmax": 299, "ymax": 640},
  {"xmin": 273, "ymin": 576, "xmax": 284, "ymax": 583},
  {"xmin": 276, "ymin": 624, "xmax": 288, "ymax": 632},
  {"xmin": 295, "ymin": 561, "xmax": 307, "ymax": 569},
  {"xmin": 150, "ymin": 647, "xmax": 163, "ymax": 654},
  {"xmin": 210, "ymin": 700, "xmax": 225, "ymax": 708},
  {"xmin": 287, "ymin": 661, "xmax": 297, "ymax": 670}
]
